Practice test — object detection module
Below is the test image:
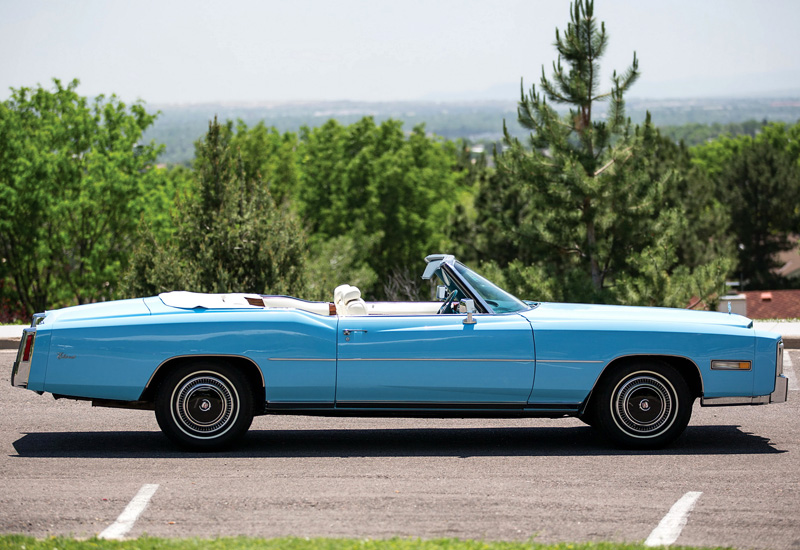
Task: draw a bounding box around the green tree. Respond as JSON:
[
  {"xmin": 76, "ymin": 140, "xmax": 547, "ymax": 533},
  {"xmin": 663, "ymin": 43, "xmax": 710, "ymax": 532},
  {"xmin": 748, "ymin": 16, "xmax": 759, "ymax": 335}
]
[
  {"xmin": 302, "ymin": 235, "xmax": 378, "ymax": 301},
  {"xmin": 485, "ymin": 0, "xmax": 729, "ymax": 306},
  {"xmin": 124, "ymin": 117, "xmax": 307, "ymax": 296},
  {"xmin": 230, "ymin": 120, "xmax": 299, "ymax": 205},
  {"xmin": 298, "ymin": 117, "xmax": 465, "ymax": 298},
  {"xmin": 0, "ymin": 79, "xmax": 162, "ymax": 314},
  {"xmin": 712, "ymin": 124, "xmax": 800, "ymax": 288},
  {"xmin": 441, "ymin": 141, "xmax": 490, "ymax": 265},
  {"xmin": 297, "ymin": 119, "xmax": 351, "ymax": 239},
  {"xmin": 138, "ymin": 164, "xmax": 196, "ymax": 243},
  {"xmin": 648, "ymin": 132, "xmax": 734, "ymax": 273}
]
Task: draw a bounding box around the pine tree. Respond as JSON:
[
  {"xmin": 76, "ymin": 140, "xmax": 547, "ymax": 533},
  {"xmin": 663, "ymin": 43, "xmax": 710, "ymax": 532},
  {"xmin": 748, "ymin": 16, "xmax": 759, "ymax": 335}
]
[{"xmin": 489, "ymin": 0, "xmax": 730, "ymax": 306}]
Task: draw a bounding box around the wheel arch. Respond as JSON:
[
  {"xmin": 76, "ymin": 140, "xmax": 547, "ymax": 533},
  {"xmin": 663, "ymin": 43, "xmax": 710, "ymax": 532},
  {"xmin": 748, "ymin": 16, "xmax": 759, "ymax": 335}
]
[
  {"xmin": 582, "ymin": 354, "xmax": 703, "ymax": 414},
  {"xmin": 139, "ymin": 355, "xmax": 266, "ymax": 408}
]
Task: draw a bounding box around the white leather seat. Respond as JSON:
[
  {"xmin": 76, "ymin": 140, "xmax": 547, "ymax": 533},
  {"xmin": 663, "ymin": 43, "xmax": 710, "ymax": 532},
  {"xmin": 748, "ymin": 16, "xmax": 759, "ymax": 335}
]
[{"xmin": 334, "ymin": 284, "xmax": 367, "ymax": 316}]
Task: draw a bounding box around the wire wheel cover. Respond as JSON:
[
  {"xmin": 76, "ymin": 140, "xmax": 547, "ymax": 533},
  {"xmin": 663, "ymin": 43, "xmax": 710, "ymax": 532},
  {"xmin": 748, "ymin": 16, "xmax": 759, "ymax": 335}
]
[
  {"xmin": 172, "ymin": 373, "xmax": 238, "ymax": 437},
  {"xmin": 612, "ymin": 372, "xmax": 676, "ymax": 437}
]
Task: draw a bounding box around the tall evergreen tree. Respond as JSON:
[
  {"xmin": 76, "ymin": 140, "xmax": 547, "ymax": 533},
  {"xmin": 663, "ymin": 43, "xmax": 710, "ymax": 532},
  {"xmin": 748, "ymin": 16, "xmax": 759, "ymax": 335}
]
[{"xmin": 487, "ymin": 0, "xmax": 729, "ymax": 306}]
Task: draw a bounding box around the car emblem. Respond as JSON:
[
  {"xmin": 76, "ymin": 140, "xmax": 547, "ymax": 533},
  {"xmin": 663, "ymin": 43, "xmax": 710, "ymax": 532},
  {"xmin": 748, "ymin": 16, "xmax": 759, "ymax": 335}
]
[{"xmin": 639, "ymin": 399, "xmax": 651, "ymax": 412}]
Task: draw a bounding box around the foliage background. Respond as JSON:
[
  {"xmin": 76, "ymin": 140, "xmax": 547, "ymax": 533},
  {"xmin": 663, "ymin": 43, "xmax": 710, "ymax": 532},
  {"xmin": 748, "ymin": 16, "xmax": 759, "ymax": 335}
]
[{"xmin": 1, "ymin": 3, "xmax": 799, "ymax": 321}]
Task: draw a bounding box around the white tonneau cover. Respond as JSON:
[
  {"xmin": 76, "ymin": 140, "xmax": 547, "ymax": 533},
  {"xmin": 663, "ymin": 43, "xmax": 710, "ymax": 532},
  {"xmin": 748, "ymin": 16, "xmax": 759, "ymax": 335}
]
[
  {"xmin": 159, "ymin": 291, "xmax": 264, "ymax": 309},
  {"xmin": 159, "ymin": 291, "xmax": 333, "ymax": 315}
]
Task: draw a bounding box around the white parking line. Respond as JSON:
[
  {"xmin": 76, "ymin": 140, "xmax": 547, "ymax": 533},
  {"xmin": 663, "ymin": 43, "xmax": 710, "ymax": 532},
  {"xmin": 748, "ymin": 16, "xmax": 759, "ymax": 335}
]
[
  {"xmin": 784, "ymin": 351, "xmax": 799, "ymax": 391},
  {"xmin": 644, "ymin": 491, "xmax": 702, "ymax": 547},
  {"xmin": 98, "ymin": 484, "xmax": 159, "ymax": 540}
]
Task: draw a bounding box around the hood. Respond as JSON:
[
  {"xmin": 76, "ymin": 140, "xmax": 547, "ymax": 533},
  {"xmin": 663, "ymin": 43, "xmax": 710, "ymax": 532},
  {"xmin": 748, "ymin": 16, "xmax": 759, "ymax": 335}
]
[
  {"xmin": 521, "ymin": 302, "xmax": 753, "ymax": 330},
  {"xmin": 41, "ymin": 298, "xmax": 152, "ymax": 326}
]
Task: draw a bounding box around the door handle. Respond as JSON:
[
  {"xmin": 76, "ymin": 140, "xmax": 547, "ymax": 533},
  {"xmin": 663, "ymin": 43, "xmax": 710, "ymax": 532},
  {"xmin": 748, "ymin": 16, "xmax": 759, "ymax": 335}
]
[{"xmin": 342, "ymin": 329, "xmax": 368, "ymax": 336}]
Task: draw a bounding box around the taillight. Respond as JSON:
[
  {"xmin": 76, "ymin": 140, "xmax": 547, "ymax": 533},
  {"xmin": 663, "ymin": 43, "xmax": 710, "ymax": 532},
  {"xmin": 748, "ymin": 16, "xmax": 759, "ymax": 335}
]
[{"xmin": 21, "ymin": 332, "xmax": 35, "ymax": 362}]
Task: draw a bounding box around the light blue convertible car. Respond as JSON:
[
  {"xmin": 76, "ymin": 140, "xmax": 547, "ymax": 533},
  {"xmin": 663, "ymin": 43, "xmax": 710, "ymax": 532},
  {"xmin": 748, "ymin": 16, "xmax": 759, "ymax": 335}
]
[{"xmin": 12, "ymin": 254, "xmax": 788, "ymax": 450}]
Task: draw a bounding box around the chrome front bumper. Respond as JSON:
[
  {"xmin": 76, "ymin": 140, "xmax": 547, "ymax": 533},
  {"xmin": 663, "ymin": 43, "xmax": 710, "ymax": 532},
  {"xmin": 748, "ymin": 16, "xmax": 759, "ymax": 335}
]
[
  {"xmin": 770, "ymin": 373, "xmax": 789, "ymax": 403},
  {"xmin": 702, "ymin": 340, "xmax": 788, "ymax": 406}
]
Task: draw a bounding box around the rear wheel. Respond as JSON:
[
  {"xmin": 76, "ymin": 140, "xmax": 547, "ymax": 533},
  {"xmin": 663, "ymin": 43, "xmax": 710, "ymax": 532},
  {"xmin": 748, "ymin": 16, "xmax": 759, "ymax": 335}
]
[
  {"xmin": 594, "ymin": 362, "xmax": 692, "ymax": 449},
  {"xmin": 155, "ymin": 362, "xmax": 254, "ymax": 451}
]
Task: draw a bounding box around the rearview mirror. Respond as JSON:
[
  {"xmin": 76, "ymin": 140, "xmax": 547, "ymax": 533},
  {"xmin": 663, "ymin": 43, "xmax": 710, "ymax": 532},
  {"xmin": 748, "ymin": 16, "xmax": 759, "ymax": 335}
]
[{"xmin": 436, "ymin": 285, "xmax": 448, "ymax": 301}]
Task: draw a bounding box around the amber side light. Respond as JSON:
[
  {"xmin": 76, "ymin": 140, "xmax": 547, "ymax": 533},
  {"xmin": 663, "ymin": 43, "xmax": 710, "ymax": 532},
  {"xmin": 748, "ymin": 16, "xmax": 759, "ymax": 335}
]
[{"xmin": 711, "ymin": 360, "xmax": 752, "ymax": 370}]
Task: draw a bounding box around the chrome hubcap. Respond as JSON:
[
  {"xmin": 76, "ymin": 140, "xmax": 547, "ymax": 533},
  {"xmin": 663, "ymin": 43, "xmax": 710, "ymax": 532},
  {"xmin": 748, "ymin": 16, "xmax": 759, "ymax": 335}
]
[
  {"xmin": 613, "ymin": 372, "xmax": 676, "ymax": 438},
  {"xmin": 173, "ymin": 374, "xmax": 237, "ymax": 437}
]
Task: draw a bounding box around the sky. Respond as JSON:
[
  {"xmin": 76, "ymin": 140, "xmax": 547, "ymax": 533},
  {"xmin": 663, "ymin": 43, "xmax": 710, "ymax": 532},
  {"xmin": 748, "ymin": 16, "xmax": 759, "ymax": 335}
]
[{"xmin": 2, "ymin": 0, "xmax": 799, "ymax": 105}]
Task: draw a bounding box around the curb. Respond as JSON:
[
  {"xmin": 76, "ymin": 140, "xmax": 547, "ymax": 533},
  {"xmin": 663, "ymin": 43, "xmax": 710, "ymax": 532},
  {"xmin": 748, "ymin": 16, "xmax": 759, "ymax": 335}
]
[
  {"xmin": 1, "ymin": 338, "xmax": 21, "ymax": 351},
  {"xmin": 783, "ymin": 337, "xmax": 800, "ymax": 350}
]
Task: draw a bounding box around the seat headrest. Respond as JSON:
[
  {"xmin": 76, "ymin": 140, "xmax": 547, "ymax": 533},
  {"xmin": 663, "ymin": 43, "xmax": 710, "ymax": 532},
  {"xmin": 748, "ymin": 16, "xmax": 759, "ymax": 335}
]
[
  {"xmin": 341, "ymin": 287, "xmax": 361, "ymax": 304},
  {"xmin": 334, "ymin": 284, "xmax": 352, "ymax": 304}
]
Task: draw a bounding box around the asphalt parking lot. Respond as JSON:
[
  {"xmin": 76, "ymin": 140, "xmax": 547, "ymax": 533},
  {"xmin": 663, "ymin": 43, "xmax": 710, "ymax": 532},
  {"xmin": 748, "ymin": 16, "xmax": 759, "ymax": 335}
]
[{"xmin": 1, "ymin": 348, "xmax": 798, "ymax": 549}]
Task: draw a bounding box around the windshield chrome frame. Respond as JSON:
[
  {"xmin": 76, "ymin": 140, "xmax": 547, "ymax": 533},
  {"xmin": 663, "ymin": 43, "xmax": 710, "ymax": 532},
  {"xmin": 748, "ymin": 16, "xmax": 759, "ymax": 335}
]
[{"xmin": 424, "ymin": 255, "xmax": 530, "ymax": 315}]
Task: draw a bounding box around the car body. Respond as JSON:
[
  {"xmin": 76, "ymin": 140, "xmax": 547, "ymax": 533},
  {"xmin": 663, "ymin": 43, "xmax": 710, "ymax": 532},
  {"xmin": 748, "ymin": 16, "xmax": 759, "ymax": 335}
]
[{"xmin": 12, "ymin": 254, "xmax": 788, "ymax": 450}]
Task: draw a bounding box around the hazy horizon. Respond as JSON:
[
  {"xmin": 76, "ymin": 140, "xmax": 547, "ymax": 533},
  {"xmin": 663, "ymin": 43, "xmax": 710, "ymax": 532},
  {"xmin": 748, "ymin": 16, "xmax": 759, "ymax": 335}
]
[{"xmin": 2, "ymin": 0, "xmax": 799, "ymax": 105}]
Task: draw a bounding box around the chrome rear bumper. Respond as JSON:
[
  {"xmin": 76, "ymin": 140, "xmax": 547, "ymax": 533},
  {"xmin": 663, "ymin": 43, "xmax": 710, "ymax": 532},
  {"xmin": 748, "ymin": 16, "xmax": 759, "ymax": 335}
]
[
  {"xmin": 11, "ymin": 314, "xmax": 45, "ymax": 389},
  {"xmin": 11, "ymin": 327, "xmax": 35, "ymax": 388}
]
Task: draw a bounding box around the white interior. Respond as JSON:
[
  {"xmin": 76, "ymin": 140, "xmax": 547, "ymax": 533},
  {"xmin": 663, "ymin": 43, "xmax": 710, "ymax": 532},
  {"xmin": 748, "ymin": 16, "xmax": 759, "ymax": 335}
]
[{"xmin": 160, "ymin": 286, "xmax": 442, "ymax": 317}]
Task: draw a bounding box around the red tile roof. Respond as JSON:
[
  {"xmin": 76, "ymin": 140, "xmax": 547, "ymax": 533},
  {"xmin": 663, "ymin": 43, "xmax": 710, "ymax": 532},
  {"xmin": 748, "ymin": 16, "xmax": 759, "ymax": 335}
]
[{"xmin": 743, "ymin": 289, "xmax": 800, "ymax": 319}]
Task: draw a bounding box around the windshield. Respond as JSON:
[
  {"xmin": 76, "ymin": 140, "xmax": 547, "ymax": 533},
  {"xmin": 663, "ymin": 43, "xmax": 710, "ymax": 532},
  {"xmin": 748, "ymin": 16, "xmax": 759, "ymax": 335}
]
[{"xmin": 453, "ymin": 262, "xmax": 530, "ymax": 313}]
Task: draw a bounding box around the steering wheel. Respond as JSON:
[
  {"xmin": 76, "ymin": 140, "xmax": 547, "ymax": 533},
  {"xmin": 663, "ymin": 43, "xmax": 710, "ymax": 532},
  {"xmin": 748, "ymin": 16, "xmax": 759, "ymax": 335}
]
[{"xmin": 437, "ymin": 289, "xmax": 457, "ymax": 314}]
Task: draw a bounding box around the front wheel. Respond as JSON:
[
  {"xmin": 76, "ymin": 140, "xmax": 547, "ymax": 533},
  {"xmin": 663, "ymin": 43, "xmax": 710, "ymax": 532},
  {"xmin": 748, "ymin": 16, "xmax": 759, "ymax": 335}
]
[
  {"xmin": 155, "ymin": 362, "xmax": 254, "ymax": 451},
  {"xmin": 594, "ymin": 362, "xmax": 693, "ymax": 449}
]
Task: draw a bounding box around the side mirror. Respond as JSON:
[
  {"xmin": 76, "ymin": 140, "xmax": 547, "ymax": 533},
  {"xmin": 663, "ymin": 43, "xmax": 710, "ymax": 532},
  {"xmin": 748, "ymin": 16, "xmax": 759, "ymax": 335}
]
[
  {"xmin": 459, "ymin": 299, "xmax": 476, "ymax": 325},
  {"xmin": 436, "ymin": 285, "xmax": 448, "ymax": 301}
]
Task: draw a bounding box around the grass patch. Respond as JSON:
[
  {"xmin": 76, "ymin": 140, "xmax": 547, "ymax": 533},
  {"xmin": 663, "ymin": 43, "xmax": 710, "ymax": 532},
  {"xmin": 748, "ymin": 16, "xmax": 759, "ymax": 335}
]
[{"xmin": 0, "ymin": 536, "xmax": 733, "ymax": 550}]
